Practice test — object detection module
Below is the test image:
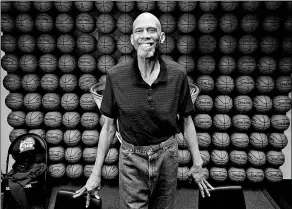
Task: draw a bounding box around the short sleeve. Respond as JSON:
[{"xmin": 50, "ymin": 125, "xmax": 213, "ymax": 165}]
[
  {"xmin": 178, "ymin": 74, "xmax": 195, "ymax": 118},
  {"xmin": 100, "ymin": 74, "xmax": 117, "ymax": 119}
]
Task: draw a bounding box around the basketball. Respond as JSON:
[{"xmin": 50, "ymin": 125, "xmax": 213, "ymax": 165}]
[
  {"xmin": 137, "ymin": 1, "xmax": 156, "ymax": 12},
  {"xmin": 82, "ymin": 130, "xmax": 99, "ymax": 147},
  {"xmin": 197, "ymin": 55, "xmax": 215, "ymax": 74},
  {"xmin": 249, "ymin": 133, "xmax": 268, "ymax": 149},
  {"xmin": 256, "ymin": 76, "xmax": 275, "ymax": 94},
  {"xmin": 77, "ymin": 34, "xmax": 96, "ymax": 53},
  {"xmin": 266, "ymin": 151, "xmax": 285, "ymax": 166},
  {"xmin": 84, "ymin": 164, "xmax": 94, "ymax": 178},
  {"xmin": 81, "ymin": 112, "xmax": 99, "ymax": 129},
  {"xmin": 231, "ymin": 133, "xmax": 249, "ymax": 149},
  {"xmin": 60, "ymin": 74, "xmax": 78, "ymax": 92},
  {"xmin": 13, "ymin": 2, "xmax": 31, "ymax": 12},
  {"xmin": 96, "ymin": 14, "xmax": 115, "ymax": 34},
  {"xmin": 177, "ymin": 35, "xmax": 195, "ymax": 54},
  {"xmin": 219, "ymin": 35, "xmax": 237, "ymax": 54},
  {"xmin": 196, "ymin": 133, "xmax": 211, "ymax": 149},
  {"xmin": 116, "ymin": 1, "xmax": 135, "ymax": 12},
  {"xmin": 220, "ymin": 14, "xmax": 238, "ymax": 33},
  {"xmin": 7, "ymin": 111, "xmax": 26, "ymax": 128},
  {"xmin": 278, "ymin": 57, "xmax": 292, "ymax": 74},
  {"xmin": 78, "ymin": 54, "xmax": 96, "ymax": 73},
  {"xmin": 214, "ymin": 95, "xmax": 233, "ymax": 113},
  {"xmin": 18, "ymin": 34, "xmax": 36, "ymax": 53},
  {"xmin": 196, "ymin": 75, "xmax": 214, "ymax": 93},
  {"xmin": 228, "ymin": 167, "xmax": 246, "ymax": 182},
  {"xmin": 105, "ymin": 148, "xmax": 119, "ymax": 164},
  {"xmin": 265, "ymin": 2, "xmax": 282, "ymax": 10},
  {"xmin": 80, "ymin": 93, "xmax": 96, "ymax": 111},
  {"xmin": 22, "ymin": 74, "xmax": 40, "ymax": 92},
  {"xmin": 218, "ymin": 56, "xmax": 235, "ymax": 74},
  {"xmin": 246, "ymin": 167, "xmax": 265, "ymax": 183},
  {"xmin": 37, "ymin": 34, "xmax": 56, "ymax": 53},
  {"xmin": 97, "ymin": 55, "xmax": 116, "ymax": 74},
  {"xmin": 195, "ymin": 95, "xmax": 213, "ymax": 112},
  {"xmin": 212, "ymin": 132, "xmax": 230, "ymax": 149},
  {"xmin": 202, "ymin": 167, "xmax": 210, "ymax": 180},
  {"xmin": 1, "ymin": 14, "xmax": 15, "ymax": 33},
  {"xmin": 83, "ymin": 147, "xmax": 97, "ymax": 163},
  {"xmin": 9, "ymin": 129, "xmax": 27, "ymax": 142},
  {"xmin": 282, "ymin": 37, "xmax": 292, "ymax": 53},
  {"xmin": 49, "ymin": 163, "xmax": 66, "ymax": 178},
  {"xmin": 3, "ymin": 74, "xmax": 22, "ymax": 92},
  {"xmin": 260, "ymin": 36, "xmax": 278, "ymax": 54},
  {"xmin": 58, "ymin": 54, "xmax": 76, "ymax": 73},
  {"xmin": 95, "ymin": 1, "xmax": 114, "ymax": 13},
  {"xmin": 237, "ymin": 56, "xmax": 256, "ymax": 74},
  {"xmin": 44, "ymin": 111, "xmax": 62, "ymax": 128},
  {"xmin": 5, "ymin": 93, "xmax": 24, "ymax": 110},
  {"xmin": 200, "ymin": 150, "xmax": 210, "ymax": 166},
  {"xmin": 178, "ymin": 149, "xmax": 191, "ymax": 165},
  {"xmin": 49, "ymin": 146, "xmax": 65, "ymax": 162},
  {"xmin": 229, "ymin": 150, "xmax": 248, "ymax": 166},
  {"xmin": 263, "ymin": 16, "xmax": 280, "ymax": 32},
  {"xmin": 210, "ymin": 167, "xmax": 228, "ymax": 182},
  {"xmin": 175, "ymin": 133, "xmax": 188, "ymax": 148},
  {"xmin": 57, "ymin": 34, "xmax": 75, "ymax": 53},
  {"xmin": 199, "ymin": 2, "xmax": 218, "ymax": 11},
  {"xmin": 35, "ymin": 13, "xmax": 53, "ymax": 32},
  {"xmin": 45, "ymin": 129, "xmax": 63, "ymax": 145},
  {"xmin": 198, "ymin": 35, "xmax": 217, "ymax": 54},
  {"xmin": 265, "ymin": 168, "xmax": 283, "ymax": 183},
  {"xmin": 102, "ymin": 165, "xmax": 119, "ymax": 180},
  {"xmin": 232, "ymin": 114, "xmax": 251, "ymax": 131},
  {"xmin": 42, "ymin": 93, "xmax": 60, "ymax": 110},
  {"xmin": 253, "ymin": 95, "xmax": 273, "ymax": 113},
  {"xmin": 55, "ymin": 13, "xmax": 74, "ymax": 33},
  {"xmin": 20, "ymin": 54, "xmax": 38, "ymax": 73},
  {"xmin": 273, "ymin": 95, "xmax": 291, "ymax": 113},
  {"xmin": 54, "ymin": 1, "xmax": 72, "ymax": 12},
  {"xmin": 76, "ymin": 13, "xmax": 95, "ymax": 33},
  {"xmin": 117, "ymin": 13, "xmax": 133, "ymax": 34},
  {"xmin": 157, "ymin": 1, "xmax": 177, "ymax": 12},
  {"xmin": 235, "ymin": 76, "xmax": 255, "ymax": 94},
  {"xmin": 177, "ymin": 166, "xmax": 189, "ymax": 181},
  {"xmin": 62, "ymin": 112, "xmax": 80, "ymax": 129},
  {"xmin": 118, "ymin": 55, "xmax": 134, "ymax": 65},
  {"xmin": 39, "ymin": 54, "xmax": 58, "ymax": 73},
  {"xmin": 251, "ymin": 114, "xmax": 271, "ymax": 131},
  {"xmin": 79, "ymin": 74, "xmax": 97, "ymax": 92},
  {"xmin": 74, "ymin": 1, "xmax": 94, "ymax": 12},
  {"xmin": 159, "ymin": 13, "xmax": 176, "ymax": 34},
  {"xmin": 30, "ymin": 129, "xmax": 45, "ymax": 141},
  {"xmin": 213, "ymin": 114, "xmax": 232, "ymax": 130},
  {"xmin": 193, "ymin": 114, "xmax": 212, "ymax": 130},
  {"xmin": 64, "ymin": 129, "xmax": 81, "ymax": 147},
  {"xmin": 248, "ymin": 150, "xmax": 266, "ymax": 167},
  {"xmin": 66, "ymin": 164, "xmax": 83, "ymax": 179},
  {"xmin": 117, "ymin": 35, "xmax": 134, "ymax": 54},
  {"xmin": 215, "ymin": 75, "xmax": 234, "ymax": 94},
  {"xmin": 241, "ymin": 1, "xmax": 260, "ymax": 11},
  {"xmin": 1, "ymin": 34, "xmax": 17, "ymax": 53},
  {"xmin": 65, "ymin": 147, "xmax": 82, "ymax": 163},
  {"xmin": 23, "ymin": 93, "xmax": 42, "ymax": 111},
  {"xmin": 61, "ymin": 93, "xmax": 79, "ymax": 111},
  {"xmin": 33, "ymin": 1, "xmax": 52, "ymax": 12},
  {"xmin": 178, "ymin": 13, "xmax": 196, "ymax": 33},
  {"xmin": 270, "ymin": 115, "xmax": 290, "ymax": 131},
  {"xmin": 268, "ymin": 133, "xmax": 288, "ymax": 150},
  {"xmin": 221, "ymin": 2, "xmax": 239, "ymax": 11},
  {"xmin": 234, "ymin": 95, "xmax": 253, "ymax": 113},
  {"xmin": 159, "ymin": 35, "xmax": 175, "ymax": 54},
  {"xmin": 15, "ymin": 13, "xmax": 33, "ymax": 33},
  {"xmin": 177, "ymin": 55, "xmax": 195, "ymax": 73},
  {"xmin": 1, "ymin": 54, "xmax": 19, "ymax": 73},
  {"xmin": 25, "ymin": 111, "xmax": 43, "ymax": 128},
  {"xmin": 275, "ymin": 76, "xmax": 292, "ymax": 93},
  {"xmin": 40, "ymin": 74, "xmax": 59, "ymax": 92},
  {"xmin": 97, "ymin": 35, "xmax": 115, "ymax": 55},
  {"xmin": 238, "ymin": 35, "xmax": 258, "ymax": 54},
  {"xmin": 258, "ymin": 57, "xmax": 276, "ymax": 75},
  {"xmin": 211, "ymin": 150, "xmax": 229, "ymax": 166}
]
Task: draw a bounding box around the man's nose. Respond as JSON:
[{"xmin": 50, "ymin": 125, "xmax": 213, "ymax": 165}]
[{"xmin": 142, "ymin": 30, "xmax": 151, "ymax": 38}]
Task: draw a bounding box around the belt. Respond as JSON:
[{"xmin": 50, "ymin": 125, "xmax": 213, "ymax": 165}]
[{"xmin": 121, "ymin": 136, "xmax": 176, "ymax": 155}]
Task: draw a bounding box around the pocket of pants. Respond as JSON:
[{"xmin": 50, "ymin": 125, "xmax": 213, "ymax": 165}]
[{"xmin": 166, "ymin": 142, "xmax": 178, "ymax": 158}]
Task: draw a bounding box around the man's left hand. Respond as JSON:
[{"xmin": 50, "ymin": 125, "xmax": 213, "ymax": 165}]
[{"xmin": 188, "ymin": 165, "xmax": 214, "ymax": 198}]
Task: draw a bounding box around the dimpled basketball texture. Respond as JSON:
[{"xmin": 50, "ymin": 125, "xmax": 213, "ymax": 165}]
[
  {"xmin": 45, "ymin": 129, "xmax": 63, "ymax": 145},
  {"xmin": 253, "ymin": 95, "xmax": 273, "ymax": 113},
  {"xmin": 81, "ymin": 112, "xmax": 99, "ymax": 129},
  {"xmin": 282, "ymin": 37, "xmax": 292, "ymax": 53},
  {"xmin": 57, "ymin": 34, "xmax": 75, "ymax": 53},
  {"xmin": 220, "ymin": 13, "xmax": 238, "ymax": 33},
  {"xmin": 178, "ymin": 149, "xmax": 191, "ymax": 165},
  {"xmin": 49, "ymin": 163, "xmax": 66, "ymax": 178},
  {"xmin": 265, "ymin": 2, "xmax": 282, "ymax": 10},
  {"xmin": 270, "ymin": 115, "xmax": 290, "ymax": 131},
  {"xmin": 231, "ymin": 133, "xmax": 249, "ymax": 149},
  {"xmin": 102, "ymin": 164, "xmax": 119, "ymax": 180},
  {"xmin": 15, "ymin": 13, "xmax": 34, "ymax": 33},
  {"xmin": 5, "ymin": 93, "xmax": 24, "ymax": 110},
  {"xmin": 248, "ymin": 150, "xmax": 266, "ymax": 167},
  {"xmin": 258, "ymin": 57, "xmax": 276, "ymax": 75},
  {"xmin": 58, "ymin": 54, "xmax": 76, "ymax": 73},
  {"xmin": 195, "ymin": 95, "xmax": 213, "ymax": 112},
  {"xmin": 76, "ymin": 12, "xmax": 95, "ymax": 33},
  {"xmin": 7, "ymin": 111, "xmax": 26, "ymax": 128},
  {"xmin": 273, "ymin": 95, "xmax": 292, "ymax": 113},
  {"xmin": 159, "ymin": 35, "xmax": 176, "ymax": 54},
  {"xmin": 249, "ymin": 133, "xmax": 268, "ymax": 149},
  {"xmin": 213, "ymin": 114, "xmax": 232, "ymax": 130},
  {"xmin": 234, "ymin": 95, "xmax": 253, "ymax": 113},
  {"xmin": 194, "ymin": 114, "xmax": 212, "ymax": 130},
  {"xmin": 229, "ymin": 150, "xmax": 248, "ymax": 166},
  {"xmin": 66, "ymin": 164, "xmax": 83, "ymax": 179},
  {"xmin": 178, "ymin": 13, "xmax": 196, "ymax": 33},
  {"xmin": 22, "ymin": 74, "xmax": 40, "ymax": 92},
  {"xmin": 18, "ymin": 34, "xmax": 36, "ymax": 53},
  {"xmin": 96, "ymin": 14, "xmax": 115, "ymax": 34},
  {"xmin": 177, "ymin": 55, "xmax": 195, "ymax": 73},
  {"xmin": 256, "ymin": 76, "xmax": 275, "ymax": 94},
  {"xmin": 219, "ymin": 35, "xmax": 237, "ymax": 54},
  {"xmin": 39, "ymin": 54, "xmax": 58, "ymax": 73},
  {"xmin": 284, "ymin": 17, "xmax": 292, "ymax": 32},
  {"xmin": 237, "ymin": 56, "xmax": 256, "ymax": 74},
  {"xmin": 20, "ymin": 54, "xmax": 38, "ymax": 73},
  {"xmin": 202, "ymin": 167, "xmax": 210, "ymax": 179},
  {"xmin": 78, "ymin": 54, "xmax": 96, "ymax": 73},
  {"xmin": 80, "ymin": 93, "xmax": 96, "ymax": 111},
  {"xmin": 266, "ymin": 151, "xmax": 285, "ymax": 166},
  {"xmin": 198, "ymin": 35, "xmax": 217, "ymax": 54},
  {"xmin": 61, "ymin": 93, "xmax": 79, "ymax": 111},
  {"xmin": 60, "ymin": 74, "xmax": 78, "ymax": 92},
  {"xmin": 198, "ymin": 13, "xmax": 217, "ymax": 33},
  {"xmin": 13, "ymin": 2, "xmax": 31, "ymax": 12},
  {"xmin": 215, "ymin": 75, "xmax": 234, "ymax": 94},
  {"xmin": 74, "ymin": 1, "xmax": 94, "ymax": 12},
  {"xmin": 159, "ymin": 13, "xmax": 176, "ymax": 34},
  {"xmin": 117, "ymin": 35, "xmax": 134, "ymax": 54},
  {"xmin": 82, "ymin": 130, "xmax": 99, "ymax": 147},
  {"xmin": 77, "ymin": 34, "xmax": 96, "ymax": 53},
  {"xmin": 1, "ymin": 14, "xmax": 15, "ymax": 33},
  {"xmin": 211, "ymin": 150, "xmax": 229, "ymax": 166},
  {"xmin": 265, "ymin": 168, "xmax": 283, "ymax": 182},
  {"xmin": 79, "ymin": 74, "xmax": 97, "ymax": 92},
  {"xmin": 251, "ymin": 114, "xmax": 271, "ymax": 131},
  {"xmin": 37, "ymin": 34, "xmax": 56, "ymax": 53},
  {"xmin": 275, "ymin": 76, "xmax": 292, "ymax": 93},
  {"xmin": 137, "ymin": 1, "xmax": 156, "ymax": 12},
  {"xmin": 41, "ymin": 74, "xmax": 59, "ymax": 92},
  {"xmin": 83, "ymin": 164, "xmax": 94, "ymax": 178},
  {"xmin": 228, "ymin": 167, "xmax": 246, "ymax": 182},
  {"xmin": 95, "ymin": 1, "xmax": 114, "ymax": 13},
  {"xmin": 175, "ymin": 132, "xmax": 188, "ymax": 148},
  {"xmin": 1, "ymin": 34, "xmax": 17, "ymax": 53},
  {"xmin": 157, "ymin": 1, "xmax": 177, "ymax": 12},
  {"xmin": 25, "ymin": 111, "xmax": 43, "ymax": 128},
  {"xmin": 49, "ymin": 146, "xmax": 65, "ymax": 162},
  {"xmin": 242, "ymin": 1, "xmax": 260, "ymax": 11},
  {"xmin": 44, "ymin": 111, "xmax": 62, "ymax": 128},
  {"xmin": 1, "ymin": 54, "xmax": 19, "ymax": 72},
  {"xmin": 260, "ymin": 36, "xmax": 278, "ymax": 54},
  {"xmin": 54, "ymin": 1, "xmax": 73, "ymax": 12},
  {"xmin": 118, "ymin": 55, "xmax": 134, "ymax": 65},
  {"xmin": 232, "ymin": 114, "xmax": 251, "ymax": 131},
  {"xmin": 246, "ymin": 167, "xmax": 265, "ymax": 183},
  {"xmin": 97, "ymin": 55, "xmax": 116, "ymax": 74},
  {"xmin": 210, "ymin": 167, "xmax": 228, "ymax": 182},
  {"xmin": 23, "ymin": 93, "xmax": 42, "ymax": 111},
  {"xmin": 196, "ymin": 133, "xmax": 211, "ymax": 149},
  {"xmin": 29, "ymin": 129, "xmax": 45, "ymax": 139},
  {"xmin": 9, "ymin": 129, "xmax": 27, "ymax": 142},
  {"xmin": 240, "ymin": 14, "xmax": 259, "ymax": 33},
  {"xmin": 42, "ymin": 93, "xmax": 60, "ymax": 110},
  {"xmin": 33, "ymin": 1, "xmax": 52, "ymax": 12},
  {"xmin": 218, "ymin": 56, "xmax": 235, "ymax": 74},
  {"xmin": 177, "ymin": 166, "xmax": 189, "ymax": 181},
  {"xmin": 268, "ymin": 133, "xmax": 288, "ymax": 150},
  {"xmin": 197, "ymin": 55, "xmax": 215, "ymax": 74},
  {"xmin": 263, "ymin": 16, "xmax": 280, "ymax": 32},
  {"xmin": 196, "ymin": 75, "xmax": 214, "ymax": 93},
  {"xmin": 82, "ymin": 147, "xmax": 97, "ymax": 163},
  {"xmin": 64, "ymin": 129, "xmax": 81, "ymax": 147},
  {"xmin": 97, "ymin": 35, "xmax": 115, "ymax": 54},
  {"xmin": 55, "ymin": 13, "xmax": 74, "ymax": 33},
  {"xmin": 238, "ymin": 35, "xmax": 258, "ymax": 54},
  {"xmin": 65, "ymin": 147, "xmax": 82, "ymax": 163},
  {"xmin": 117, "ymin": 13, "xmax": 133, "ymax": 34},
  {"xmin": 214, "ymin": 95, "xmax": 233, "ymax": 113},
  {"xmin": 105, "ymin": 148, "xmax": 119, "ymax": 164},
  {"xmin": 62, "ymin": 112, "xmax": 80, "ymax": 129},
  {"xmin": 3, "ymin": 74, "xmax": 22, "ymax": 92},
  {"xmin": 200, "ymin": 150, "xmax": 210, "ymax": 166},
  {"xmin": 212, "ymin": 132, "xmax": 230, "ymax": 149},
  {"xmin": 278, "ymin": 57, "xmax": 292, "ymax": 74},
  {"xmin": 35, "ymin": 13, "xmax": 53, "ymax": 32},
  {"xmin": 235, "ymin": 76, "xmax": 255, "ymax": 94},
  {"xmin": 177, "ymin": 35, "xmax": 195, "ymax": 54}
]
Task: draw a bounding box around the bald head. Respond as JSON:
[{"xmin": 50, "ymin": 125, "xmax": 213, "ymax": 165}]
[{"xmin": 133, "ymin": 12, "xmax": 162, "ymax": 34}]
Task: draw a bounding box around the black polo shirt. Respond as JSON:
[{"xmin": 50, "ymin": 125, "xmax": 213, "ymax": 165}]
[{"xmin": 100, "ymin": 55, "xmax": 194, "ymax": 146}]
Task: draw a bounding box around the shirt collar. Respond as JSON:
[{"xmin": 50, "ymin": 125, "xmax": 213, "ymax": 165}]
[{"xmin": 131, "ymin": 52, "xmax": 168, "ymax": 86}]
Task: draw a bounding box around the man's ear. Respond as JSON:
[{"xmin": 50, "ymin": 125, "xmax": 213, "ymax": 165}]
[
  {"xmin": 130, "ymin": 34, "xmax": 134, "ymax": 46},
  {"xmin": 160, "ymin": 32, "xmax": 165, "ymax": 44}
]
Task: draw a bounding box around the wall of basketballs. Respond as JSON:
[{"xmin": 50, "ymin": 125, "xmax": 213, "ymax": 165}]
[{"xmin": 1, "ymin": 1, "xmax": 292, "ymax": 184}]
